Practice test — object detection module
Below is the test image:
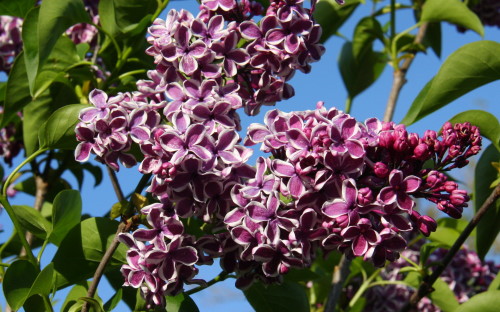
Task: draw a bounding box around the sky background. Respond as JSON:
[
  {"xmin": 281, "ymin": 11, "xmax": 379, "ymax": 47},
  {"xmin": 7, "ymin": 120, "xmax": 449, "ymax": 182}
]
[{"xmin": 1, "ymin": 0, "xmax": 500, "ymax": 311}]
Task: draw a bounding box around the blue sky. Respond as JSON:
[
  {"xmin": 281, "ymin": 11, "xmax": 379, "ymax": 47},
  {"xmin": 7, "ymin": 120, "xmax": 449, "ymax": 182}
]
[{"xmin": 1, "ymin": 0, "xmax": 500, "ymax": 311}]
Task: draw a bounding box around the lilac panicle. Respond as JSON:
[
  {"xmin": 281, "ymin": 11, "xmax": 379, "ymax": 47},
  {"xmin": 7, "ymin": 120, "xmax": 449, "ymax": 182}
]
[{"xmin": 73, "ymin": 0, "xmax": 481, "ymax": 307}]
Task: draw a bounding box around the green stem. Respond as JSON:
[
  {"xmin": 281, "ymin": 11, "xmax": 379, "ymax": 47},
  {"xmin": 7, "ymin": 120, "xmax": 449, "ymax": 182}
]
[
  {"xmin": 390, "ymin": 22, "xmax": 421, "ymax": 68},
  {"xmin": 368, "ymin": 280, "xmax": 414, "ymax": 288},
  {"xmin": 349, "ymin": 268, "xmax": 382, "ymax": 308},
  {"xmin": 37, "ymin": 239, "xmax": 49, "ymax": 263},
  {"xmin": 0, "ymin": 196, "xmax": 38, "ymax": 267},
  {"xmin": 344, "ymin": 97, "xmax": 353, "ymax": 114},
  {"xmin": 401, "ymin": 255, "xmax": 421, "ymax": 270},
  {"xmin": 152, "ymin": 0, "xmax": 171, "ymax": 22},
  {"xmin": 0, "ymin": 262, "xmax": 9, "ymax": 267},
  {"xmin": 390, "ymin": 0, "xmax": 396, "ymax": 39},
  {"xmin": 118, "ymin": 69, "xmax": 147, "ymax": 80},
  {"xmin": 2, "ymin": 149, "xmax": 46, "ymax": 196},
  {"xmin": 42, "ymin": 295, "xmax": 54, "ymax": 312},
  {"xmin": 93, "ymin": 24, "xmax": 122, "ymax": 60}
]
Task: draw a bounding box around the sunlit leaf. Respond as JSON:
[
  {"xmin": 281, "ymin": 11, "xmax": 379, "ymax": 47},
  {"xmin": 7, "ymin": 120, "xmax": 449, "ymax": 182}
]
[
  {"xmin": 52, "ymin": 217, "xmax": 127, "ymax": 289},
  {"xmin": 313, "ymin": 0, "xmax": 361, "ymax": 43},
  {"xmin": 49, "ymin": 190, "xmax": 82, "ymax": 246},
  {"xmin": 455, "ymin": 290, "xmax": 500, "ymax": 312},
  {"xmin": 166, "ymin": 293, "xmax": 200, "ymax": 312},
  {"xmin": 38, "ymin": 103, "xmax": 90, "ymax": 151},
  {"xmin": 420, "ymin": 0, "xmax": 484, "ymax": 36},
  {"xmin": 339, "ymin": 41, "xmax": 386, "ymax": 100},
  {"xmin": 12, "ymin": 205, "xmax": 51, "ymax": 240},
  {"xmin": 401, "ymin": 41, "xmax": 500, "ymax": 125}
]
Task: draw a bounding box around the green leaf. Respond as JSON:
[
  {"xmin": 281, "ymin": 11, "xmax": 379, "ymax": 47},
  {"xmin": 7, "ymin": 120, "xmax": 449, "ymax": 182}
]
[
  {"xmin": 98, "ymin": 0, "xmax": 157, "ymax": 39},
  {"xmin": 1, "ymin": 52, "xmax": 30, "ymax": 127},
  {"xmin": 428, "ymin": 226, "xmax": 460, "ymax": 248},
  {"xmin": 447, "ymin": 110, "xmax": 500, "ymax": 151},
  {"xmin": 39, "ymin": 103, "xmax": 90, "ymax": 151},
  {"xmin": 24, "ymin": 0, "xmax": 90, "ymax": 93},
  {"xmin": 103, "ymin": 288, "xmax": 123, "ymax": 312},
  {"xmin": 12, "ymin": 205, "xmax": 52, "ymax": 239},
  {"xmin": 284, "ymin": 268, "xmax": 321, "ymax": 283},
  {"xmin": 313, "ymin": 0, "xmax": 361, "ymax": 43},
  {"xmin": 421, "ymin": 0, "xmax": 483, "ymax": 36},
  {"xmin": 455, "ymin": 290, "xmax": 500, "ymax": 312},
  {"xmin": 3, "ymin": 260, "xmax": 38, "ymax": 310},
  {"xmin": 28, "ymin": 263, "xmax": 55, "ymax": 299},
  {"xmin": 488, "ymin": 272, "xmax": 500, "ymax": 291},
  {"xmin": 23, "ymin": 295, "xmax": 46, "ymax": 312},
  {"xmin": 244, "ymin": 280, "xmax": 309, "ymax": 312},
  {"xmin": 429, "ymin": 277, "xmax": 459, "ymax": 311},
  {"xmin": 352, "ymin": 17, "xmax": 384, "ymax": 59},
  {"xmin": 23, "ymin": 81, "xmax": 79, "ymax": 155},
  {"xmin": 339, "ymin": 41, "xmax": 386, "ymax": 100},
  {"xmin": 49, "ymin": 190, "xmax": 82, "ymax": 246},
  {"xmin": 2, "ymin": 31, "xmax": 79, "ymax": 130},
  {"xmin": 401, "ymin": 40, "xmax": 500, "ymax": 125},
  {"xmin": 61, "ymin": 282, "xmax": 103, "ymax": 312},
  {"xmin": 422, "ymin": 22, "xmax": 442, "ymax": 58},
  {"xmin": 3, "ymin": 261, "xmax": 53, "ymax": 310},
  {"xmin": 0, "ymin": 0, "xmax": 34, "ymax": 17},
  {"xmin": 166, "ymin": 293, "xmax": 200, "ymax": 312},
  {"xmin": 52, "ymin": 217, "xmax": 128, "ymax": 289},
  {"xmin": 475, "ymin": 144, "xmax": 500, "ymax": 259}
]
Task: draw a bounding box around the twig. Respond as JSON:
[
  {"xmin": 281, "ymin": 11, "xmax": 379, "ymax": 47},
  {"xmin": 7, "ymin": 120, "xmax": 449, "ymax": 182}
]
[
  {"xmin": 106, "ymin": 166, "xmax": 125, "ymax": 202},
  {"xmin": 383, "ymin": 22, "xmax": 428, "ymax": 122},
  {"xmin": 82, "ymin": 169, "xmax": 150, "ymax": 312},
  {"xmin": 325, "ymin": 255, "xmax": 351, "ymax": 312},
  {"xmin": 403, "ymin": 183, "xmax": 500, "ymax": 311},
  {"xmin": 82, "ymin": 222, "xmax": 128, "ymax": 312},
  {"xmin": 20, "ymin": 175, "xmax": 48, "ymax": 257}
]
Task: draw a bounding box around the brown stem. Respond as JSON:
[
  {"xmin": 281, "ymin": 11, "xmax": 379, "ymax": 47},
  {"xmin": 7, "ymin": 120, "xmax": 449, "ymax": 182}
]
[
  {"xmin": 20, "ymin": 175, "xmax": 48, "ymax": 257},
  {"xmin": 325, "ymin": 255, "xmax": 351, "ymax": 312},
  {"xmin": 106, "ymin": 166, "xmax": 125, "ymax": 202},
  {"xmin": 403, "ymin": 183, "xmax": 500, "ymax": 311},
  {"xmin": 82, "ymin": 167, "xmax": 149, "ymax": 312},
  {"xmin": 383, "ymin": 22, "xmax": 428, "ymax": 122},
  {"xmin": 82, "ymin": 222, "xmax": 128, "ymax": 312}
]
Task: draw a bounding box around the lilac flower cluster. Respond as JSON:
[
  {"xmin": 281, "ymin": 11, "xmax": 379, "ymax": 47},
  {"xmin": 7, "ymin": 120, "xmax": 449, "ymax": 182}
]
[
  {"xmin": 224, "ymin": 104, "xmax": 480, "ymax": 280},
  {"xmin": 118, "ymin": 204, "xmax": 202, "ymax": 306},
  {"xmin": 73, "ymin": 0, "xmax": 482, "ymax": 307},
  {"xmin": 0, "ymin": 15, "xmax": 22, "ymax": 73},
  {"xmin": 361, "ymin": 244, "xmax": 499, "ymax": 312},
  {"xmin": 144, "ymin": 0, "xmax": 324, "ymax": 115}
]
